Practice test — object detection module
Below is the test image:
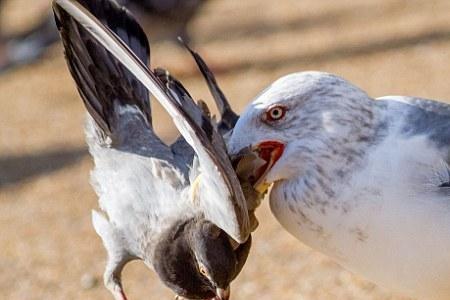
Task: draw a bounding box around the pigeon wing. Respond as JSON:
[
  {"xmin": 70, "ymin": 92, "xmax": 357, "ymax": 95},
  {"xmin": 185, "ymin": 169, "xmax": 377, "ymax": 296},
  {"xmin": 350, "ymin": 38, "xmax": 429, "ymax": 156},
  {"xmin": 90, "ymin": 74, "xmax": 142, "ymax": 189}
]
[
  {"xmin": 53, "ymin": 1, "xmax": 192, "ymax": 297},
  {"xmin": 53, "ymin": 0, "xmax": 188, "ymax": 251}
]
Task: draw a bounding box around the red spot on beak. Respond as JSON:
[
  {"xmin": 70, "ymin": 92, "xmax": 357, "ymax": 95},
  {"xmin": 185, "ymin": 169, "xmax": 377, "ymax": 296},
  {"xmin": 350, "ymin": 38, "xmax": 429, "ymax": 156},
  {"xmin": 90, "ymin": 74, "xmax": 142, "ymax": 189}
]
[{"xmin": 252, "ymin": 141, "xmax": 285, "ymax": 186}]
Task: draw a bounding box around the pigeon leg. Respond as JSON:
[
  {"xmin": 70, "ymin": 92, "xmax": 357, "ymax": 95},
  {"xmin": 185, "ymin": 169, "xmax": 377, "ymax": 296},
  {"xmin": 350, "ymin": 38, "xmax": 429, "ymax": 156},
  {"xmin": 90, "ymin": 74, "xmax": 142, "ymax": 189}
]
[
  {"xmin": 92, "ymin": 211, "xmax": 136, "ymax": 300},
  {"xmin": 104, "ymin": 256, "xmax": 133, "ymax": 300}
]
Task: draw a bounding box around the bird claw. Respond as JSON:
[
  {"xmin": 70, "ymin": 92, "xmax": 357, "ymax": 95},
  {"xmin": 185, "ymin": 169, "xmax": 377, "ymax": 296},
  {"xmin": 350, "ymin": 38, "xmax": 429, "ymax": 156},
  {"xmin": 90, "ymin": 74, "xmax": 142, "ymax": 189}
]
[{"xmin": 190, "ymin": 174, "xmax": 203, "ymax": 206}]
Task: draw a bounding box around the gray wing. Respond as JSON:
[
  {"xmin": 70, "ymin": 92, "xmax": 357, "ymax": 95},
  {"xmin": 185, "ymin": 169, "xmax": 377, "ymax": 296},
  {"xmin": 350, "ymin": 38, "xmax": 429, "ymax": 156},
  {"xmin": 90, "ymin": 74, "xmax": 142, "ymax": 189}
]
[
  {"xmin": 55, "ymin": 0, "xmax": 250, "ymax": 243},
  {"xmin": 377, "ymin": 96, "xmax": 450, "ymax": 149},
  {"xmin": 377, "ymin": 96, "xmax": 450, "ymax": 189},
  {"xmin": 54, "ymin": 1, "xmax": 192, "ymax": 297},
  {"xmin": 54, "ymin": 0, "xmax": 187, "ymax": 249}
]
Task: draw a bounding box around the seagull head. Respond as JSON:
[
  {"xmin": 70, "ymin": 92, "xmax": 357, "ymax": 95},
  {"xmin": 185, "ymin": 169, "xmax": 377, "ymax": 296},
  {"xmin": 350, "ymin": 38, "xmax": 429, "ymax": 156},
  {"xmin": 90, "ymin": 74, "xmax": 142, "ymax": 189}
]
[
  {"xmin": 229, "ymin": 71, "xmax": 374, "ymax": 193},
  {"xmin": 153, "ymin": 218, "xmax": 251, "ymax": 300}
]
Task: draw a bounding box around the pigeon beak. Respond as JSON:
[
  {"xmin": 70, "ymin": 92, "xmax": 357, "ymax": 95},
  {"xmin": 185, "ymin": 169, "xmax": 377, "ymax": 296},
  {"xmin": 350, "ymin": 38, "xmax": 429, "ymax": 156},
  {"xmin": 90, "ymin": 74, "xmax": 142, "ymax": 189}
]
[
  {"xmin": 214, "ymin": 286, "xmax": 230, "ymax": 300},
  {"xmin": 252, "ymin": 141, "xmax": 285, "ymax": 193}
]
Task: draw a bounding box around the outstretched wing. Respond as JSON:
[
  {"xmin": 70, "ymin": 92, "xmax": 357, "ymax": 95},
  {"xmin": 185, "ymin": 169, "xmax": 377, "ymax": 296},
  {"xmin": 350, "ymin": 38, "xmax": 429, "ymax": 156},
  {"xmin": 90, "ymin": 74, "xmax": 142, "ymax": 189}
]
[
  {"xmin": 54, "ymin": 0, "xmax": 154, "ymax": 145},
  {"xmin": 53, "ymin": 0, "xmax": 186, "ymax": 242},
  {"xmin": 54, "ymin": 0, "xmax": 250, "ymax": 243}
]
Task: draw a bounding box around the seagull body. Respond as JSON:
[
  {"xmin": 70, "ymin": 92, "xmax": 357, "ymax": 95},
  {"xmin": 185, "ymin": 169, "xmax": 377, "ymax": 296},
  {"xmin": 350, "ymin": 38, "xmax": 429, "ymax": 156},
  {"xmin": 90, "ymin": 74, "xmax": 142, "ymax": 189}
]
[
  {"xmin": 228, "ymin": 72, "xmax": 450, "ymax": 299},
  {"xmin": 53, "ymin": 0, "xmax": 251, "ymax": 299}
]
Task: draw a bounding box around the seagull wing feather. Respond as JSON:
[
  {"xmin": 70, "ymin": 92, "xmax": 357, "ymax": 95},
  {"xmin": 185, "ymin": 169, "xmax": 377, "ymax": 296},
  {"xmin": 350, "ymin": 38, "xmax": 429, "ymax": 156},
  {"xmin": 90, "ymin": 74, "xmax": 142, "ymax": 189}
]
[{"xmin": 377, "ymin": 96, "xmax": 450, "ymax": 191}]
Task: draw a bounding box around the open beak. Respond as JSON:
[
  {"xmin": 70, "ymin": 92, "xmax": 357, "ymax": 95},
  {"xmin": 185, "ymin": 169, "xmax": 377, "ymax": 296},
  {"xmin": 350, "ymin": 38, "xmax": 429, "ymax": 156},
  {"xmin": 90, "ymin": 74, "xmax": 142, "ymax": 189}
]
[
  {"xmin": 233, "ymin": 141, "xmax": 285, "ymax": 194},
  {"xmin": 251, "ymin": 141, "xmax": 285, "ymax": 193},
  {"xmin": 214, "ymin": 286, "xmax": 230, "ymax": 300}
]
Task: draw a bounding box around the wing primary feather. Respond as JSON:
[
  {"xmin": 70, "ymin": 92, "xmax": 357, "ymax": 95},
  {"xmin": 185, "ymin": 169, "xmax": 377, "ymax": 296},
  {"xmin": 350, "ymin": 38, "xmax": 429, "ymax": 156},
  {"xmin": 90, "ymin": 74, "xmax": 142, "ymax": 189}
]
[
  {"xmin": 178, "ymin": 37, "xmax": 239, "ymax": 134},
  {"xmin": 53, "ymin": 0, "xmax": 152, "ymax": 144}
]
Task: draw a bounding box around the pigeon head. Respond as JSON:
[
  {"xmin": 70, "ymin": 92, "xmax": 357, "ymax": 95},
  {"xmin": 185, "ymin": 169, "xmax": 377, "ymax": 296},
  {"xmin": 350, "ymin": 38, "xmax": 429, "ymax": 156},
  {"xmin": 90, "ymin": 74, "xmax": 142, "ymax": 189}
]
[
  {"xmin": 153, "ymin": 218, "xmax": 251, "ymax": 300},
  {"xmin": 229, "ymin": 71, "xmax": 376, "ymax": 193}
]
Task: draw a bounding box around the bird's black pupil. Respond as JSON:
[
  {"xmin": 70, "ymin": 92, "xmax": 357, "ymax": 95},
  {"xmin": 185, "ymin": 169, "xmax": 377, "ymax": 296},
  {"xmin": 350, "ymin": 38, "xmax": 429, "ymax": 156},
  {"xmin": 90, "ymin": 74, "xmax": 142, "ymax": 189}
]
[{"xmin": 272, "ymin": 109, "xmax": 281, "ymax": 118}]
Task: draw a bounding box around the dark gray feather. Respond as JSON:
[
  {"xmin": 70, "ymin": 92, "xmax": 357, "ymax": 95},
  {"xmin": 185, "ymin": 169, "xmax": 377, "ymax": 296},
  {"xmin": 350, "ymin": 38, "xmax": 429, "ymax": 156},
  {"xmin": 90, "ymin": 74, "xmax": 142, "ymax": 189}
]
[
  {"xmin": 54, "ymin": 0, "xmax": 177, "ymax": 160},
  {"xmin": 54, "ymin": 0, "xmax": 151, "ymax": 137},
  {"xmin": 180, "ymin": 39, "xmax": 239, "ymax": 134}
]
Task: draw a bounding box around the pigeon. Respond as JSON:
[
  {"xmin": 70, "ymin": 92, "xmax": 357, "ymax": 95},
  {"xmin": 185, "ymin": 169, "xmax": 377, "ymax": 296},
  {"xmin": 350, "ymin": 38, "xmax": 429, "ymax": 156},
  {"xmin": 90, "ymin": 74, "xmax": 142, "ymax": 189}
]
[
  {"xmin": 52, "ymin": 0, "xmax": 252, "ymax": 299},
  {"xmin": 228, "ymin": 71, "xmax": 450, "ymax": 300}
]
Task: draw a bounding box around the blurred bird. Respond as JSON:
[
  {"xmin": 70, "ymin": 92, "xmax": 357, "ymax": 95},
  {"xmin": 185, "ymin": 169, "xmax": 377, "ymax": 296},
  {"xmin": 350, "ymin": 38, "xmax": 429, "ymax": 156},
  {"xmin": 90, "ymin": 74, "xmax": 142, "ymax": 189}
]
[
  {"xmin": 0, "ymin": 0, "xmax": 206, "ymax": 73},
  {"xmin": 228, "ymin": 71, "xmax": 450, "ymax": 300},
  {"xmin": 52, "ymin": 0, "xmax": 251, "ymax": 299},
  {"xmin": 0, "ymin": 11, "xmax": 58, "ymax": 73},
  {"xmin": 119, "ymin": 0, "xmax": 207, "ymax": 42}
]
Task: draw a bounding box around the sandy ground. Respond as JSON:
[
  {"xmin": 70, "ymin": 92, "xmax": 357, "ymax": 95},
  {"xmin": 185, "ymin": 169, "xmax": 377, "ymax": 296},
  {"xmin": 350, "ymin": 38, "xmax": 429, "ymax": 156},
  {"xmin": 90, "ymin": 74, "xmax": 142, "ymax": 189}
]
[{"xmin": 1, "ymin": 0, "xmax": 450, "ymax": 299}]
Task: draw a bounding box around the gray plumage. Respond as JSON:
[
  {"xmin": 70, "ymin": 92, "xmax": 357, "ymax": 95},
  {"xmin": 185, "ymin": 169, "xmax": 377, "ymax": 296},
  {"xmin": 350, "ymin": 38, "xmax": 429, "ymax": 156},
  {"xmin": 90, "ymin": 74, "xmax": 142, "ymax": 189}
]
[{"xmin": 53, "ymin": 0, "xmax": 251, "ymax": 299}]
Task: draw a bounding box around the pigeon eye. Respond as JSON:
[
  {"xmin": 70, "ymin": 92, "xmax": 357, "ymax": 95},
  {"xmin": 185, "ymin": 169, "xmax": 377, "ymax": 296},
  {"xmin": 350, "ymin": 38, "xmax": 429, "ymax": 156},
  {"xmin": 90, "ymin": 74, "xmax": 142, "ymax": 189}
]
[
  {"xmin": 199, "ymin": 265, "xmax": 208, "ymax": 277},
  {"xmin": 265, "ymin": 105, "xmax": 287, "ymax": 122}
]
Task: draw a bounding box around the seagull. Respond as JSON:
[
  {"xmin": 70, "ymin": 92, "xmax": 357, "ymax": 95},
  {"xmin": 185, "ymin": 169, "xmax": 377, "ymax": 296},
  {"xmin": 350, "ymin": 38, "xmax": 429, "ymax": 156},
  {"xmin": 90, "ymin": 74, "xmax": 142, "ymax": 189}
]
[
  {"xmin": 52, "ymin": 0, "xmax": 252, "ymax": 299},
  {"xmin": 228, "ymin": 71, "xmax": 450, "ymax": 300}
]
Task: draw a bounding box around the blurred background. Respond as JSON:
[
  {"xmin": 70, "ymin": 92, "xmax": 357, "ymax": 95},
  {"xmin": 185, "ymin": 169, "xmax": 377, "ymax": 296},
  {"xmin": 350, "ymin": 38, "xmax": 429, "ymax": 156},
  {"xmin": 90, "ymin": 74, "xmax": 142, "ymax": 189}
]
[{"xmin": 1, "ymin": 0, "xmax": 449, "ymax": 299}]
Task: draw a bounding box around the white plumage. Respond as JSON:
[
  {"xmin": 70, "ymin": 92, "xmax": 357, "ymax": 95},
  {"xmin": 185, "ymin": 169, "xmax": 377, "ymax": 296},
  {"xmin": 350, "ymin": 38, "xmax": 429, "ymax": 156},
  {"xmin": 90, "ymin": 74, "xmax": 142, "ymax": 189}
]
[{"xmin": 229, "ymin": 71, "xmax": 450, "ymax": 300}]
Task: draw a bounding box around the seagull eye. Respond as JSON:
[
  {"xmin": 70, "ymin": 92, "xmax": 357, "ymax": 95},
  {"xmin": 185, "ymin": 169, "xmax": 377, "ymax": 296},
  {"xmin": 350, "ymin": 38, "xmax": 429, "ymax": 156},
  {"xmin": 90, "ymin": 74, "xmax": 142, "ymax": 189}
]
[{"xmin": 265, "ymin": 105, "xmax": 287, "ymax": 122}]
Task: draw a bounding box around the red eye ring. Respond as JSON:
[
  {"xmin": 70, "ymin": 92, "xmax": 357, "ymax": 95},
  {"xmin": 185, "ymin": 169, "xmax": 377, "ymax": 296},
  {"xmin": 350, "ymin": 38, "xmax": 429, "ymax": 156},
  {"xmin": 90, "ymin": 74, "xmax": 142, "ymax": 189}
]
[{"xmin": 265, "ymin": 105, "xmax": 287, "ymax": 122}]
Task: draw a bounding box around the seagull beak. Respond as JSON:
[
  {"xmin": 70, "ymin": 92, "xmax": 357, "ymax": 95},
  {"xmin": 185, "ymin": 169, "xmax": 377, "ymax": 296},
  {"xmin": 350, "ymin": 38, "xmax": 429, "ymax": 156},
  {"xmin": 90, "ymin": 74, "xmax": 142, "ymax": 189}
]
[
  {"xmin": 232, "ymin": 140, "xmax": 285, "ymax": 194},
  {"xmin": 251, "ymin": 141, "xmax": 285, "ymax": 193},
  {"xmin": 214, "ymin": 286, "xmax": 230, "ymax": 300}
]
